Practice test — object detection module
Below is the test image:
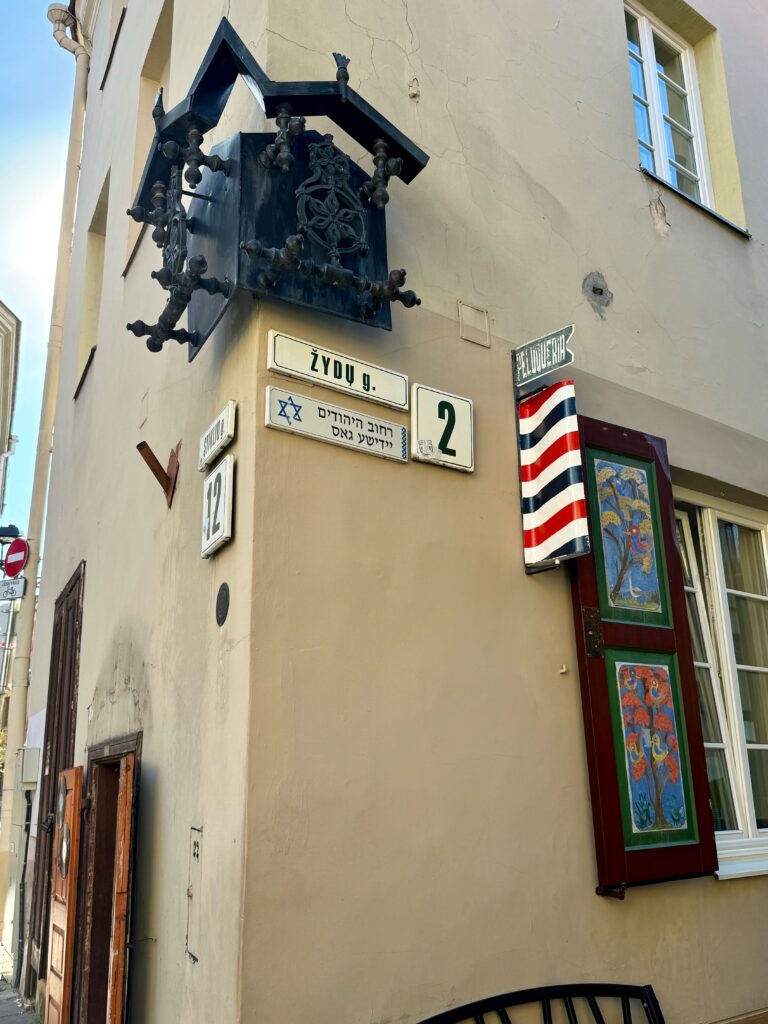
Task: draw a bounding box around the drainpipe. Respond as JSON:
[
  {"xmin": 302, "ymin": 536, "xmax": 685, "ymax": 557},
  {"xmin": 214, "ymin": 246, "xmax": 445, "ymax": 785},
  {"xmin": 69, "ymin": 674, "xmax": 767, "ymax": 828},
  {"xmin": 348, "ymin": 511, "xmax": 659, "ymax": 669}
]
[{"xmin": 0, "ymin": 3, "xmax": 90, "ymax": 963}]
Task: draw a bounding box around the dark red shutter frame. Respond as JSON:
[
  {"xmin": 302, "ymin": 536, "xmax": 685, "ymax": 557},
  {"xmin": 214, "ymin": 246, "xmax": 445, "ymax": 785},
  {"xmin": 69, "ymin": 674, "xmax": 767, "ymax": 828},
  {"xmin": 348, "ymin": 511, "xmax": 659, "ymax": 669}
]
[{"xmin": 570, "ymin": 416, "xmax": 717, "ymax": 896}]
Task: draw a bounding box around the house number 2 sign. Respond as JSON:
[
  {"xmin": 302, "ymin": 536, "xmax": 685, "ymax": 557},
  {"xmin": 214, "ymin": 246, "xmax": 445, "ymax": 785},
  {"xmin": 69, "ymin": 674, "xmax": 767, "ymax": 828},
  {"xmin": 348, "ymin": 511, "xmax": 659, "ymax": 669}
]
[
  {"xmin": 411, "ymin": 384, "xmax": 474, "ymax": 472},
  {"xmin": 201, "ymin": 456, "xmax": 234, "ymax": 557}
]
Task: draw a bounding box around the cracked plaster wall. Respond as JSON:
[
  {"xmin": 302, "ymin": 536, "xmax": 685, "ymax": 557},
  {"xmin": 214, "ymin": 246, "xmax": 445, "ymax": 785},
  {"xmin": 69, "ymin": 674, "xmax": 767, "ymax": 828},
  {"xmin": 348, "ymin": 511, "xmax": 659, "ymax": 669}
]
[
  {"xmin": 237, "ymin": 2, "xmax": 768, "ymax": 1024},
  {"xmin": 29, "ymin": 1, "xmax": 768, "ymax": 1022}
]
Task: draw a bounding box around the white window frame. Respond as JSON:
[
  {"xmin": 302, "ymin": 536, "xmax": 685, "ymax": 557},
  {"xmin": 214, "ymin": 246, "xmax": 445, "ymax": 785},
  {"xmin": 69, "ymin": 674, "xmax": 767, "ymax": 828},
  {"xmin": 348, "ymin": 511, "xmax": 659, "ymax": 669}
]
[
  {"xmin": 624, "ymin": 0, "xmax": 714, "ymax": 209},
  {"xmin": 676, "ymin": 487, "xmax": 768, "ymax": 878}
]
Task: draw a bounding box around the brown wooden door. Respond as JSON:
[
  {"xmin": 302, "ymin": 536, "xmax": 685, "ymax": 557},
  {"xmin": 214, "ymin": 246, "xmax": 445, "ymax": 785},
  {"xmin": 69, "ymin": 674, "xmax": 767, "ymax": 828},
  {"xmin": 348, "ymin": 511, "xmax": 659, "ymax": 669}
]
[
  {"xmin": 29, "ymin": 564, "xmax": 85, "ymax": 996},
  {"xmin": 45, "ymin": 766, "xmax": 83, "ymax": 1024},
  {"xmin": 106, "ymin": 753, "xmax": 135, "ymax": 1024}
]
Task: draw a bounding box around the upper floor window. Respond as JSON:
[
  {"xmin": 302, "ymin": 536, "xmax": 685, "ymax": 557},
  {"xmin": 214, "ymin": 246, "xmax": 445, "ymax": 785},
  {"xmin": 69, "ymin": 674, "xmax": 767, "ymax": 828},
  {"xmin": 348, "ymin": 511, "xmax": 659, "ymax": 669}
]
[{"xmin": 624, "ymin": 3, "xmax": 712, "ymax": 206}]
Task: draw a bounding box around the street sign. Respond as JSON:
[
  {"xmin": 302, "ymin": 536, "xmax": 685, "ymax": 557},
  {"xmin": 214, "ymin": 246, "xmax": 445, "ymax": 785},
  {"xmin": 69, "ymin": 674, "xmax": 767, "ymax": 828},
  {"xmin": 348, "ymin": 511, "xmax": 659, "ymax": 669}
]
[
  {"xmin": 0, "ymin": 577, "xmax": 26, "ymax": 601},
  {"xmin": 267, "ymin": 331, "xmax": 409, "ymax": 411},
  {"xmin": 411, "ymin": 384, "xmax": 474, "ymax": 472},
  {"xmin": 4, "ymin": 538, "xmax": 29, "ymax": 579},
  {"xmin": 199, "ymin": 401, "xmax": 237, "ymax": 470},
  {"xmin": 513, "ymin": 324, "xmax": 575, "ymax": 388},
  {"xmin": 201, "ymin": 456, "xmax": 234, "ymax": 558},
  {"xmin": 266, "ymin": 386, "xmax": 408, "ymax": 463}
]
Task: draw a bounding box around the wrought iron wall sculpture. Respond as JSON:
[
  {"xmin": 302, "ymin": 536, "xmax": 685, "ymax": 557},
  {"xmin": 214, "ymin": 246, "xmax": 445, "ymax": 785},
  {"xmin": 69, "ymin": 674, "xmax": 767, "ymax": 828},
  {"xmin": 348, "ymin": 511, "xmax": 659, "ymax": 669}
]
[{"xmin": 126, "ymin": 19, "xmax": 429, "ymax": 360}]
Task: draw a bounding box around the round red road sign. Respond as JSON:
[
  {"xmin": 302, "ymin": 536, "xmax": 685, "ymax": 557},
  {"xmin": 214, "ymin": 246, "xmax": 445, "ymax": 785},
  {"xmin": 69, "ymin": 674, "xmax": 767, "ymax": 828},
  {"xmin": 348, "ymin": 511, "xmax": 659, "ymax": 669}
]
[{"xmin": 4, "ymin": 538, "xmax": 29, "ymax": 579}]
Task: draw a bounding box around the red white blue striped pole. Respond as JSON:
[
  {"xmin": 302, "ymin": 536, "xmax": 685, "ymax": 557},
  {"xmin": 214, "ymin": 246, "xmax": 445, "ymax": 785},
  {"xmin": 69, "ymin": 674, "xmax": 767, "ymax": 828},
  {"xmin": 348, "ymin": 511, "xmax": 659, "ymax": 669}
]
[{"xmin": 517, "ymin": 380, "xmax": 590, "ymax": 568}]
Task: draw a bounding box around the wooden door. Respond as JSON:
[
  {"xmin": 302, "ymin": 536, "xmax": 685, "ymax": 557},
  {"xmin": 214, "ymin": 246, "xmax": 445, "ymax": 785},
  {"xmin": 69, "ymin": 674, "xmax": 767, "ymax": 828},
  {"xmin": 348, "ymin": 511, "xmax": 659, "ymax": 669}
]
[
  {"xmin": 106, "ymin": 753, "xmax": 135, "ymax": 1024},
  {"xmin": 29, "ymin": 563, "xmax": 85, "ymax": 995},
  {"xmin": 45, "ymin": 766, "xmax": 83, "ymax": 1024}
]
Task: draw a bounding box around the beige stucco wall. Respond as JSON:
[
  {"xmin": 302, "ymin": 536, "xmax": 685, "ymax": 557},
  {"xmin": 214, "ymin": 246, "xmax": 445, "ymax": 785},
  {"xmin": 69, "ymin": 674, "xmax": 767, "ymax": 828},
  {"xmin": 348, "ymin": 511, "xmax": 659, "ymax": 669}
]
[{"xmin": 26, "ymin": 0, "xmax": 768, "ymax": 1021}]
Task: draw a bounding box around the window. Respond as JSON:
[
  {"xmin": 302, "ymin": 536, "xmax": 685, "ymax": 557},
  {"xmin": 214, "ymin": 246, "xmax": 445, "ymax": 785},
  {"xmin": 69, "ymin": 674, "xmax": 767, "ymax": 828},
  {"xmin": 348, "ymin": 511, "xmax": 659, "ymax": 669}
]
[
  {"xmin": 676, "ymin": 498, "xmax": 768, "ymax": 877},
  {"xmin": 76, "ymin": 173, "xmax": 110, "ymax": 393},
  {"xmin": 624, "ymin": 2, "xmax": 712, "ymax": 205},
  {"xmin": 125, "ymin": 0, "xmax": 173, "ymax": 269}
]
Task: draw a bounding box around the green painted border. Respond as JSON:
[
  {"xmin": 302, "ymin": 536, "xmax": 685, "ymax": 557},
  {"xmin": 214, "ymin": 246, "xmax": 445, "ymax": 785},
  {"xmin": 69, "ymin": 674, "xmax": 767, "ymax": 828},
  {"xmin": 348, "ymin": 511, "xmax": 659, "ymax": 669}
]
[
  {"xmin": 586, "ymin": 446, "xmax": 673, "ymax": 627},
  {"xmin": 605, "ymin": 648, "xmax": 699, "ymax": 849}
]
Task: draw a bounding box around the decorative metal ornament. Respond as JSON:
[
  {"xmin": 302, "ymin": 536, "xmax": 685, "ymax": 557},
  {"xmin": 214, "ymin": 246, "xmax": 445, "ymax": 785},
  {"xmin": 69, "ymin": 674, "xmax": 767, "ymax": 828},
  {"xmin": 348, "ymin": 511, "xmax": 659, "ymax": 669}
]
[
  {"xmin": 59, "ymin": 822, "xmax": 71, "ymax": 879},
  {"xmin": 258, "ymin": 103, "xmax": 306, "ymax": 173},
  {"xmin": 126, "ymin": 18, "xmax": 429, "ymax": 358},
  {"xmin": 55, "ymin": 774, "xmax": 67, "ymax": 831},
  {"xmin": 163, "ymin": 166, "xmax": 188, "ymax": 277},
  {"xmin": 296, "ymin": 136, "xmax": 367, "ymax": 262},
  {"xmin": 127, "ymin": 156, "xmax": 231, "ymax": 352}
]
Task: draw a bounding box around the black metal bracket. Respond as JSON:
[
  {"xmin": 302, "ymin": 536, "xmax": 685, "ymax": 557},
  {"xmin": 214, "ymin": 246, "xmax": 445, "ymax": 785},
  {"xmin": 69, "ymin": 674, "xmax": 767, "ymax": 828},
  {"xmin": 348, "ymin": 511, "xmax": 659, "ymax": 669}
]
[
  {"xmin": 258, "ymin": 103, "xmax": 306, "ymax": 172},
  {"xmin": 126, "ymin": 18, "xmax": 428, "ymax": 358},
  {"xmin": 596, "ymin": 883, "xmax": 627, "ymax": 900},
  {"xmin": 136, "ymin": 440, "xmax": 181, "ymax": 507},
  {"xmin": 582, "ymin": 607, "xmax": 604, "ymax": 659},
  {"xmin": 126, "ymin": 159, "xmax": 231, "ymax": 352}
]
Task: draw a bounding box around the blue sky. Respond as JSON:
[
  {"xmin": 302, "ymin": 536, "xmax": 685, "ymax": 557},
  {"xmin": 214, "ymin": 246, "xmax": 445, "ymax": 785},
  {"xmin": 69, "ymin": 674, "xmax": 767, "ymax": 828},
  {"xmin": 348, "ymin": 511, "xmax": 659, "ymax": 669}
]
[{"xmin": 0, "ymin": 5, "xmax": 75, "ymax": 531}]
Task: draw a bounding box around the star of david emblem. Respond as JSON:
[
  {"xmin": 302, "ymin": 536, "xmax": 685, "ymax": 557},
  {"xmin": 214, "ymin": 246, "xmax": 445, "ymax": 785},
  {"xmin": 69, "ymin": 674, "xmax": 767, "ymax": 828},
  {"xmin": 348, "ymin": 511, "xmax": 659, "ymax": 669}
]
[{"xmin": 277, "ymin": 395, "xmax": 303, "ymax": 425}]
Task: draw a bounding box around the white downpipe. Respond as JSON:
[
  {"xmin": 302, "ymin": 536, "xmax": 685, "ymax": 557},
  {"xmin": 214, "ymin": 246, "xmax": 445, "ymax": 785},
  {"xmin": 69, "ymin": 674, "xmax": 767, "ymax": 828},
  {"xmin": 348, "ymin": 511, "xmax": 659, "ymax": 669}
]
[{"xmin": 0, "ymin": 3, "xmax": 90, "ymax": 964}]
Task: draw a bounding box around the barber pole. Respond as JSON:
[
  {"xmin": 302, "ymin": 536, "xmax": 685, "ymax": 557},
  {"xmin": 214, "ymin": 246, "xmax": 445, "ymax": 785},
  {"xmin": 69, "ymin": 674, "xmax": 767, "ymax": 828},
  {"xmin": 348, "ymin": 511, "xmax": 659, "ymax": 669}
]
[{"xmin": 517, "ymin": 380, "xmax": 590, "ymax": 568}]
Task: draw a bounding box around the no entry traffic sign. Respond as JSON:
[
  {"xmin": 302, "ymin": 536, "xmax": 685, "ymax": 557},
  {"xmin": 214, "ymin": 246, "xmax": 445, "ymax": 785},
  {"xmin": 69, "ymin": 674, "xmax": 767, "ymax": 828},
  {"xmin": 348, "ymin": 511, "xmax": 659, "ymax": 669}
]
[{"xmin": 4, "ymin": 538, "xmax": 29, "ymax": 579}]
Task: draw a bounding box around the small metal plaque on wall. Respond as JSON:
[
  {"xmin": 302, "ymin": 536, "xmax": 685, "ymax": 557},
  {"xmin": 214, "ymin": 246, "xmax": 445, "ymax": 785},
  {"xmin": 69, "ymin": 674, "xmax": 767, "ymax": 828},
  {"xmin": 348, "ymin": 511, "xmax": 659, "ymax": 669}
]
[
  {"xmin": 267, "ymin": 331, "xmax": 409, "ymax": 410},
  {"xmin": 266, "ymin": 386, "xmax": 408, "ymax": 462},
  {"xmin": 201, "ymin": 456, "xmax": 234, "ymax": 557},
  {"xmin": 410, "ymin": 384, "xmax": 474, "ymax": 472},
  {"xmin": 199, "ymin": 401, "xmax": 237, "ymax": 470}
]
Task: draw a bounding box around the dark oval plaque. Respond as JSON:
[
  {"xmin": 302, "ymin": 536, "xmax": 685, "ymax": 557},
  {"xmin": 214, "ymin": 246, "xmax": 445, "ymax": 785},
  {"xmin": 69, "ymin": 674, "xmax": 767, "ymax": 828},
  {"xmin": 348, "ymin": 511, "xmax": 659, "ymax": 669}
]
[{"xmin": 216, "ymin": 582, "xmax": 230, "ymax": 626}]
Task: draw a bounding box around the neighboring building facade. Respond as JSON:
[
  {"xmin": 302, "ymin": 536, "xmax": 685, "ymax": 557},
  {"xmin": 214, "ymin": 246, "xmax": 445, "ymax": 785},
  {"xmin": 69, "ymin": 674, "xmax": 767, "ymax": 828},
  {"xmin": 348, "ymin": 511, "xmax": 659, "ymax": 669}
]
[
  {"xmin": 0, "ymin": 299, "xmax": 21, "ymax": 978},
  {"xmin": 18, "ymin": 1, "xmax": 768, "ymax": 1022},
  {"xmin": 0, "ymin": 302, "xmax": 19, "ymax": 519}
]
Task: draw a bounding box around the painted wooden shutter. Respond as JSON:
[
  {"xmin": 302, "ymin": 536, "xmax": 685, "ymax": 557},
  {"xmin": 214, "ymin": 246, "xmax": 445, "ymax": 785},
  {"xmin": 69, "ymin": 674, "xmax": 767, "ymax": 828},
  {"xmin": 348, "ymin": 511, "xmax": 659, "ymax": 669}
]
[
  {"xmin": 570, "ymin": 416, "xmax": 717, "ymax": 895},
  {"xmin": 106, "ymin": 753, "xmax": 136, "ymax": 1024}
]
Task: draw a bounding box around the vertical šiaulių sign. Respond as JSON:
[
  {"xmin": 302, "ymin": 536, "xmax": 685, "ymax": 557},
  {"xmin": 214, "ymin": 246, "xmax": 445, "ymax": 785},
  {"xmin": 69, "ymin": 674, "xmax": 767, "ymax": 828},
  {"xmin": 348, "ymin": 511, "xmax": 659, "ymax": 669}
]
[{"xmin": 513, "ymin": 324, "xmax": 575, "ymax": 388}]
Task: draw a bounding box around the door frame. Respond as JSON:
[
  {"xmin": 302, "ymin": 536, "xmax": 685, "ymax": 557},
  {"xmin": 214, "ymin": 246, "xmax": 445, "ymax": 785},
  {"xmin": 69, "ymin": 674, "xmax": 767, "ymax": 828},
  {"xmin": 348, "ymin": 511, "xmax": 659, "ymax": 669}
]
[
  {"xmin": 27, "ymin": 562, "xmax": 86, "ymax": 997},
  {"xmin": 74, "ymin": 732, "xmax": 142, "ymax": 1024}
]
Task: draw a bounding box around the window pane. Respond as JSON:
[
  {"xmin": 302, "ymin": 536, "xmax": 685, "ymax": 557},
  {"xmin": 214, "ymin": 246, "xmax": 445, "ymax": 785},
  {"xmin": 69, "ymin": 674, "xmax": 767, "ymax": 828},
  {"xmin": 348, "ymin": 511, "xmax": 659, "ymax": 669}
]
[
  {"xmin": 706, "ymin": 748, "xmax": 738, "ymax": 831},
  {"xmin": 747, "ymin": 750, "xmax": 768, "ymax": 828},
  {"xmin": 696, "ymin": 666, "xmax": 722, "ymax": 743},
  {"xmin": 675, "ymin": 521, "xmax": 693, "ymax": 586},
  {"xmin": 625, "ymin": 11, "xmax": 641, "ymax": 54},
  {"xmin": 639, "ymin": 143, "xmax": 655, "ymax": 173},
  {"xmin": 669, "ymin": 164, "xmax": 700, "ymax": 200},
  {"xmin": 719, "ymin": 521, "xmax": 768, "ymax": 595},
  {"xmin": 629, "ymin": 54, "xmax": 647, "ymax": 98},
  {"xmin": 728, "ymin": 594, "xmax": 768, "ymax": 667},
  {"xmin": 738, "ymin": 670, "xmax": 768, "ymax": 744},
  {"xmin": 634, "ymin": 99, "xmax": 653, "ymax": 146},
  {"xmin": 686, "ymin": 592, "xmax": 706, "ymax": 662},
  {"xmin": 658, "ymin": 77, "xmax": 691, "ymax": 129},
  {"xmin": 654, "ymin": 33, "xmax": 685, "ymax": 87},
  {"xmin": 664, "ymin": 121, "xmax": 698, "ymax": 175}
]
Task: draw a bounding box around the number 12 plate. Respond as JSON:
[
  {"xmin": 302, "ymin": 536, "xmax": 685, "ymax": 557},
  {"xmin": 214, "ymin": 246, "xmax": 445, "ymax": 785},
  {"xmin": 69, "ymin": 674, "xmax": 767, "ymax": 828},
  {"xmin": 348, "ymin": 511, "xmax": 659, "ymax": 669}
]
[
  {"xmin": 411, "ymin": 384, "xmax": 474, "ymax": 472},
  {"xmin": 201, "ymin": 455, "xmax": 234, "ymax": 558}
]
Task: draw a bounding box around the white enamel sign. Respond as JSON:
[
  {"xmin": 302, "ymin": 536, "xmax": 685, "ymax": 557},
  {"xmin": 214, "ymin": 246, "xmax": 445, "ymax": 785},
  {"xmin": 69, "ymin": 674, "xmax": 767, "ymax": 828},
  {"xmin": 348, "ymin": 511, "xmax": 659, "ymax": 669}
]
[
  {"xmin": 411, "ymin": 384, "xmax": 474, "ymax": 472},
  {"xmin": 266, "ymin": 386, "xmax": 408, "ymax": 463},
  {"xmin": 199, "ymin": 401, "xmax": 236, "ymax": 470},
  {"xmin": 201, "ymin": 455, "xmax": 234, "ymax": 558},
  {"xmin": 0, "ymin": 577, "xmax": 26, "ymax": 601},
  {"xmin": 267, "ymin": 331, "xmax": 409, "ymax": 411}
]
